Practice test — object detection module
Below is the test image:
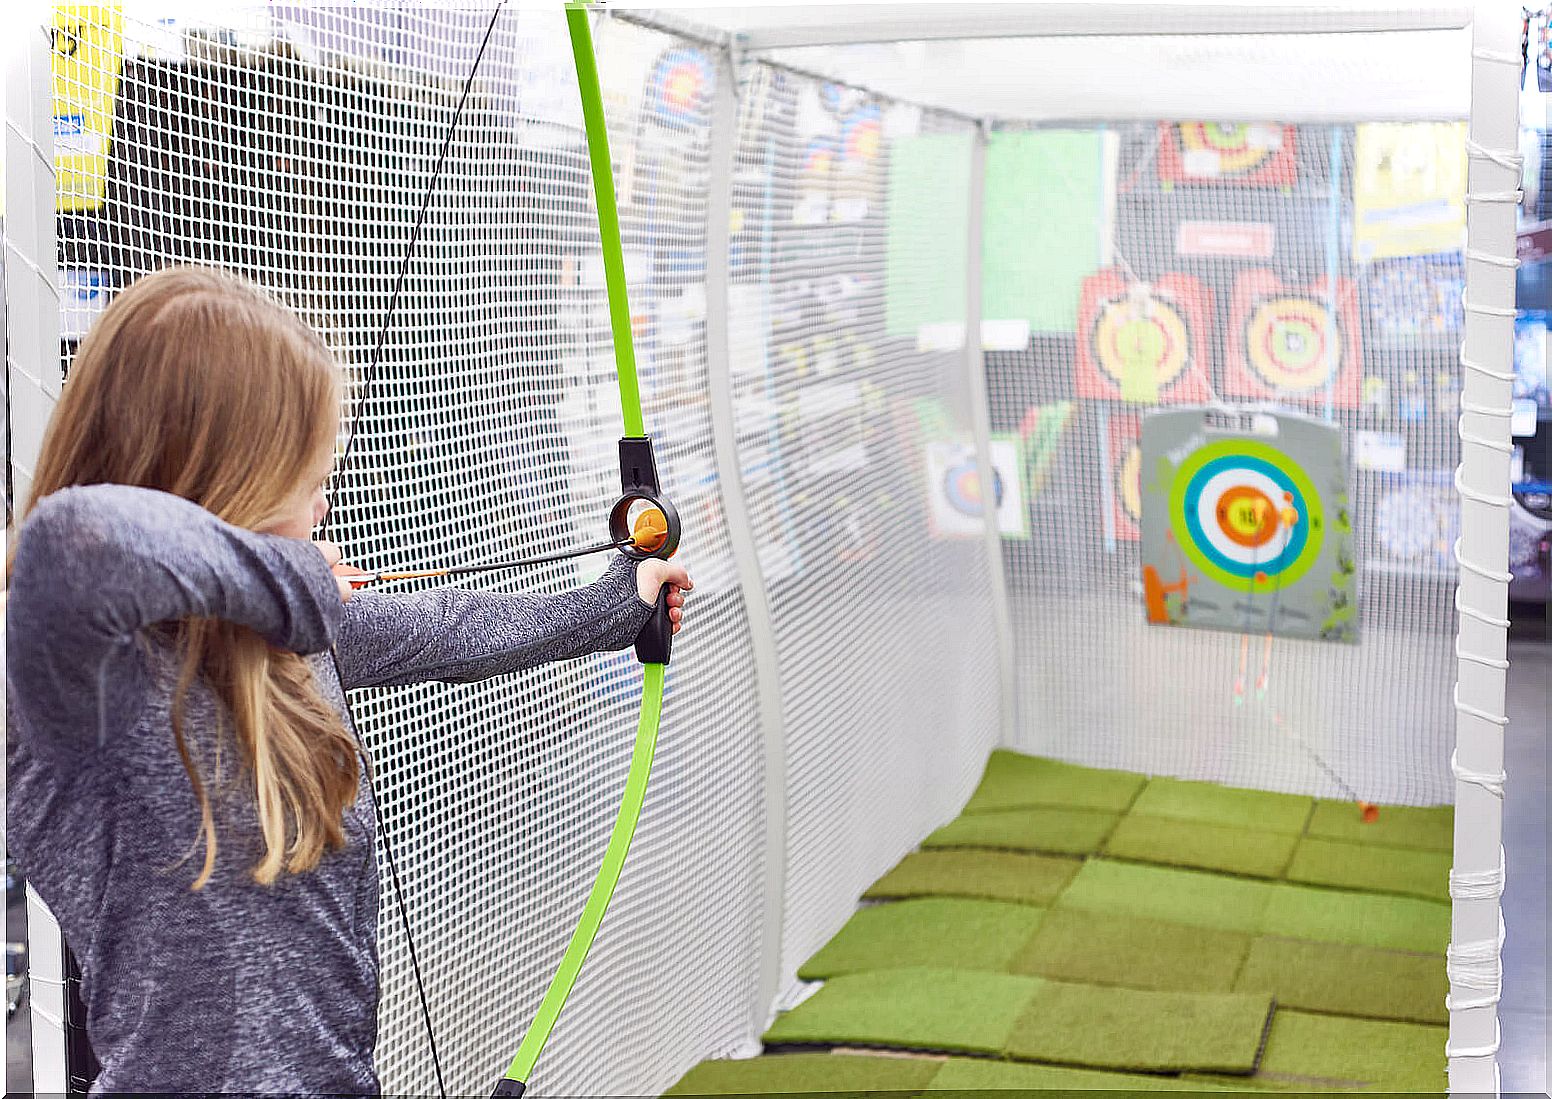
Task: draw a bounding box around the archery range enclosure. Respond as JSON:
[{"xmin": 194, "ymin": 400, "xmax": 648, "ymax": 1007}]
[{"xmin": 7, "ymin": 1, "xmax": 1520, "ymax": 1094}]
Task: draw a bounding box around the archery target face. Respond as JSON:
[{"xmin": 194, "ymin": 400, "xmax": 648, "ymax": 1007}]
[
  {"xmin": 1091, "ymin": 296, "xmax": 1191, "ymax": 392},
  {"xmin": 1177, "ymin": 123, "xmax": 1279, "ymax": 176},
  {"xmin": 1246, "ymin": 296, "xmax": 1341, "ymax": 392},
  {"xmin": 1169, "ymin": 438, "xmax": 1324, "ymax": 591},
  {"xmin": 1118, "ymin": 438, "xmax": 1143, "ymax": 533}
]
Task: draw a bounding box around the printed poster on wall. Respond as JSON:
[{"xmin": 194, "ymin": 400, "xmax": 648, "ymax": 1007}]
[
  {"xmin": 1352, "ymin": 123, "xmax": 1467, "ymax": 261},
  {"xmin": 53, "ymin": 6, "xmax": 124, "ymax": 212},
  {"xmin": 924, "ymin": 437, "xmax": 1029, "ymax": 540}
]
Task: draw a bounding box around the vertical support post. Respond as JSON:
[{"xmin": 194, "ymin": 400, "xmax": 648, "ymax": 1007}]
[
  {"xmin": 6, "ymin": 5, "xmax": 67, "ymax": 1093},
  {"xmin": 963, "ymin": 122, "xmax": 1017, "ymax": 747},
  {"xmin": 1446, "ymin": 3, "xmax": 1521, "ymax": 1092},
  {"xmin": 702, "ymin": 46, "xmax": 790, "ymax": 1038}
]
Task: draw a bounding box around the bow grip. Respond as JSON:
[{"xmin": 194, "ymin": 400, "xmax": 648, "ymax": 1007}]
[{"xmin": 635, "ymin": 582, "xmax": 673, "ymax": 665}]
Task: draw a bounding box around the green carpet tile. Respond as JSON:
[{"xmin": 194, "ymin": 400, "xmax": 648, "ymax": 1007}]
[
  {"xmin": 863, "ymin": 849, "xmax": 1080, "ymax": 907},
  {"xmin": 1261, "ymin": 882, "xmax": 1452, "ymax": 954},
  {"xmin": 1009, "ymin": 907, "xmax": 1251, "ymax": 993},
  {"xmin": 923, "ymin": 806, "xmax": 1119, "ymax": 857},
  {"xmin": 1254, "ymin": 1010, "xmax": 1447, "ymax": 1091},
  {"xmin": 1129, "ymin": 777, "xmax": 1314, "ymax": 834},
  {"xmin": 665, "ymin": 1052, "xmax": 940, "ymax": 1095},
  {"xmin": 1233, "ymin": 937, "xmax": 1448, "ymax": 1025},
  {"xmin": 963, "ymin": 750, "xmax": 1146, "ymax": 814},
  {"xmin": 763, "ymin": 968, "xmax": 1035, "ymax": 1056},
  {"xmin": 1306, "ymin": 799, "xmax": 1453, "ymax": 852},
  {"xmin": 926, "ymin": 1057, "xmax": 1242, "ymax": 1091},
  {"xmin": 1056, "ymin": 859, "xmax": 1275, "ymax": 934},
  {"xmin": 1103, "ymin": 814, "xmax": 1298, "ymax": 878},
  {"xmin": 797, "ymin": 899, "xmax": 1045, "ymax": 980},
  {"xmin": 1003, "ymin": 981, "xmax": 1274, "ymax": 1074},
  {"xmin": 1285, "ymin": 837, "xmax": 1452, "ymax": 901}
]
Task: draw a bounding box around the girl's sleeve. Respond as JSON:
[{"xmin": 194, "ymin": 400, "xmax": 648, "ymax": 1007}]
[
  {"xmin": 334, "ymin": 555, "xmax": 653, "ymax": 690},
  {"xmin": 7, "ymin": 484, "xmax": 345, "ymax": 749}
]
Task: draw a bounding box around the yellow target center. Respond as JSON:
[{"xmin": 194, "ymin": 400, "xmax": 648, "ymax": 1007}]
[{"xmin": 1216, "ymin": 486, "xmax": 1280, "ymax": 548}]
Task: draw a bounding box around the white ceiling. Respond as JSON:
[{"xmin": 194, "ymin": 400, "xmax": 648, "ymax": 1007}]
[{"xmin": 627, "ymin": 3, "xmax": 1479, "ymax": 122}]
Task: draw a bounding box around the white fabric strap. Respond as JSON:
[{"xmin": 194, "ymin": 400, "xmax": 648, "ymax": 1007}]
[
  {"xmin": 1465, "ymin": 139, "xmax": 1525, "ymax": 172},
  {"xmin": 1454, "ymin": 589, "xmax": 1512, "ymax": 629},
  {"xmin": 1460, "ymin": 393, "xmax": 1514, "ymax": 418},
  {"xmin": 1454, "ymin": 682, "xmax": 1511, "ymax": 726},
  {"xmin": 1464, "ymin": 247, "xmax": 1520, "ymax": 269},
  {"xmin": 1446, "ymin": 1019, "xmax": 1503, "ymax": 1059},
  {"xmin": 1471, "ymin": 46, "xmax": 1522, "ymax": 66},
  {"xmin": 1454, "ymin": 538, "xmax": 1513, "ymax": 583},
  {"xmin": 1454, "ymin": 467, "xmax": 1511, "ymax": 509},
  {"xmin": 1464, "ymin": 190, "xmax": 1524, "ymax": 206},
  {"xmin": 1446, "ymin": 910, "xmax": 1505, "ymax": 1012},
  {"xmin": 1450, "ymin": 749, "xmax": 1506, "ymax": 799},
  {"xmin": 1460, "ymin": 292, "xmax": 1518, "ymax": 318},
  {"xmin": 1459, "ymin": 340, "xmax": 1517, "ymax": 383},
  {"xmin": 1450, "ymin": 849, "xmax": 1507, "ymax": 902}
]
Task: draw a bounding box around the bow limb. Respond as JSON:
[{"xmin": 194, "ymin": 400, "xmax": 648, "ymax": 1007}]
[{"xmin": 493, "ymin": 3, "xmax": 673, "ymax": 1094}]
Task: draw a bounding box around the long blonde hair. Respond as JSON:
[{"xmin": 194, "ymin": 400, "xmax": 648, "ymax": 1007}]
[{"xmin": 24, "ymin": 265, "xmax": 360, "ymax": 889}]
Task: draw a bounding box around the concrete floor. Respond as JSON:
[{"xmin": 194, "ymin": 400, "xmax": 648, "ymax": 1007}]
[{"xmin": 1501, "ymin": 633, "xmax": 1549, "ymax": 1095}]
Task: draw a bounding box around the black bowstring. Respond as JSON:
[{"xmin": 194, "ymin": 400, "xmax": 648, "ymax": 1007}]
[{"xmin": 319, "ymin": 4, "xmax": 509, "ymax": 1096}]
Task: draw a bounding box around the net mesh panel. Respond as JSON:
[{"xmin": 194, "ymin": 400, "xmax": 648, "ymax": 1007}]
[
  {"xmin": 47, "ymin": 3, "xmax": 1464, "ymax": 1092},
  {"xmin": 986, "ymin": 117, "xmax": 1459, "ymax": 805},
  {"xmin": 54, "ymin": 7, "xmax": 767, "ymax": 1093},
  {"xmin": 723, "ymin": 65, "xmax": 1000, "ymax": 994}
]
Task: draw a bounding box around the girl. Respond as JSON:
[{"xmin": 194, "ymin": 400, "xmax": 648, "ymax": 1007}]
[{"xmin": 6, "ymin": 265, "xmax": 690, "ymax": 1092}]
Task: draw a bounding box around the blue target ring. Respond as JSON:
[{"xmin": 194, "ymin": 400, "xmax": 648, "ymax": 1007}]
[
  {"xmin": 944, "ymin": 459, "xmax": 1004, "ymax": 517},
  {"xmin": 1180, "ymin": 454, "xmax": 1310, "ymax": 580}
]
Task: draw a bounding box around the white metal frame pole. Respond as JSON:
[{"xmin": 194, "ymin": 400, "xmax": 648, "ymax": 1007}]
[
  {"xmin": 700, "ymin": 41, "xmax": 792, "ymax": 1038},
  {"xmin": 5, "ymin": 5, "xmax": 68, "ymax": 1093},
  {"xmin": 1446, "ymin": 3, "xmax": 1521, "ymax": 1092},
  {"xmin": 961, "ymin": 122, "xmax": 1016, "ymax": 746}
]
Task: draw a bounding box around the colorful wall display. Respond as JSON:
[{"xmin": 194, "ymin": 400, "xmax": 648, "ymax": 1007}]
[
  {"xmin": 1223, "ymin": 270, "xmax": 1362, "ymax": 408},
  {"xmin": 924, "ymin": 436, "xmax": 1029, "ymax": 540},
  {"xmin": 52, "ymin": 6, "xmax": 125, "ymax": 212},
  {"xmin": 1361, "ymin": 253, "xmax": 1465, "ymax": 343},
  {"xmin": 1352, "ymin": 122, "xmax": 1467, "ymax": 261},
  {"xmin": 1371, "ymin": 471, "xmax": 1457, "ymax": 575},
  {"xmin": 1140, "ymin": 409, "xmax": 1357, "ymax": 643},
  {"xmin": 645, "ymin": 45, "xmax": 713, "ymax": 129},
  {"xmin": 1076, "ymin": 268, "xmax": 1214, "ymax": 404},
  {"xmin": 1156, "ymin": 123, "xmax": 1297, "ymax": 188}
]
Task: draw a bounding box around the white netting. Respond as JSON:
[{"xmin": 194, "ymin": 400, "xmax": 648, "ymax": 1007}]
[{"xmin": 37, "ymin": 3, "xmax": 1481, "ymax": 1094}]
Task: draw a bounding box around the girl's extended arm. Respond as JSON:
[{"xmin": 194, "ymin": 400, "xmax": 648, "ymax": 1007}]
[
  {"xmin": 7, "ymin": 484, "xmax": 344, "ymax": 749},
  {"xmin": 333, "ymin": 556, "xmax": 653, "ymax": 690}
]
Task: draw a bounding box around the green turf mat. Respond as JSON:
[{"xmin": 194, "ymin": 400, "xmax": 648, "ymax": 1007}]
[
  {"xmin": 1307, "ymin": 799, "xmax": 1453, "ymax": 852},
  {"xmin": 1010, "ymin": 907, "xmax": 1251, "ymax": 992},
  {"xmin": 1255, "ymin": 1010, "xmax": 1447, "ymax": 1090},
  {"xmin": 864, "ymin": 849, "xmax": 1080, "ymax": 907},
  {"xmin": 1004, "ymin": 982, "xmax": 1274, "ymax": 1073},
  {"xmin": 797, "ymin": 899, "xmax": 1045, "ymax": 980},
  {"xmin": 1261, "ymin": 883, "xmax": 1451, "ymax": 954},
  {"xmin": 924, "ymin": 807, "xmax": 1119, "ymax": 856},
  {"xmin": 1130, "ymin": 777, "xmax": 1313, "ymax": 834},
  {"xmin": 1104, "ymin": 815, "xmax": 1298, "ymax": 878},
  {"xmin": 665, "ymin": 1052, "xmax": 939, "ymax": 1096},
  {"xmin": 1056, "ymin": 860, "xmax": 1275, "ymax": 934},
  {"xmin": 963, "ymin": 750, "xmax": 1145, "ymax": 814},
  {"xmin": 927, "ymin": 1057, "xmax": 1240, "ymax": 1091},
  {"xmin": 1285, "ymin": 837, "xmax": 1452, "ymax": 900},
  {"xmin": 763, "ymin": 968, "xmax": 1036, "ymax": 1056},
  {"xmin": 1234, "ymin": 937, "xmax": 1447, "ymax": 1025}
]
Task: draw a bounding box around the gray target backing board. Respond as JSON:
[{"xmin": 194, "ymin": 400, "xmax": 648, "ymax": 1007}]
[{"xmin": 1139, "ymin": 408, "xmax": 1357, "ymax": 642}]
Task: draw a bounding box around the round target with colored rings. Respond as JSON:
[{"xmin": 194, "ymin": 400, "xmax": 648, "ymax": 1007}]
[
  {"xmin": 1118, "ymin": 441, "xmax": 1142, "ymax": 526},
  {"xmin": 1246, "ymin": 296, "xmax": 1340, "ymax": 391},
  {"xmin": 1090, "ymin": 295, "xmax": 1191, "ymax": 392},
  {"xmin": 944, "ymin": 458, "xmax": 1004, "ymax": 517},
  {"xmin": 1176, "ymin": 123, "xmax": 1275, "ymax": 177},
  {"xmin": 1168, "ymin": 439, "xmax": 1324, "ymax": 591},
  {"xmin": 647, "ymin": 47, "xmax": 713, "ymax": 127}
]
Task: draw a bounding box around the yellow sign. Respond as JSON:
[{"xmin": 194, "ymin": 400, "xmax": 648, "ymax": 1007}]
[
  {"xmin": 53, "ymin": 6, "xmax": 124, "ymax": 212},
  {"xmin": 1353, "ymin": 122, "xmax": 1467, "ymax": 262}
]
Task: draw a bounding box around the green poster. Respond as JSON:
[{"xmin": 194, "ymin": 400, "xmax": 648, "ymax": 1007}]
[
  {"xmin": 885, "ymin": 133, "xmax": 971, "ymax": 337},
  {"xmin": 887, "ymin": 130, "xmax": 1106, "ymax": 338},
  {"xmin": 982, "ymin": 130, "xmax": 1105, "ymax": 333}
]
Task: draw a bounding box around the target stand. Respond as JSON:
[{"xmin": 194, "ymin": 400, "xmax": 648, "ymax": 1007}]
[{"xmin": 1139, "ymin": 408, "xmax": 1357, "ymax": 642}]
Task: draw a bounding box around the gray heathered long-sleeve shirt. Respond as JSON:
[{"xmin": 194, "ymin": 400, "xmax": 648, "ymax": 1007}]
[{"xmin": 6, "ymin": 484, "xmax": 653, "ymax": 1093}]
